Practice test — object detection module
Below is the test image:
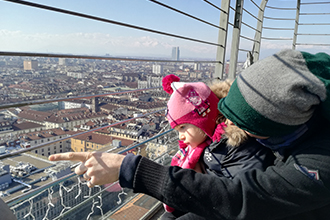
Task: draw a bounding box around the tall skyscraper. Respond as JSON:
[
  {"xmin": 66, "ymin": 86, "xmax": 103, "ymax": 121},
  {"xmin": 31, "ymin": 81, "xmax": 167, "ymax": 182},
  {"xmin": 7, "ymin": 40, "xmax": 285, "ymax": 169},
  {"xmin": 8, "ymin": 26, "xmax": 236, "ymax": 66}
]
[
  {"xmin": 91, "ymin": 97, "xmax": 100, "ymax": 113},
  {"xmin": 23, "ymin": 60, "xmax": 38, "ymax": 71},
  {"xmin": 171, "ymin": 47, "xmax": 180, "ymax": 61}
]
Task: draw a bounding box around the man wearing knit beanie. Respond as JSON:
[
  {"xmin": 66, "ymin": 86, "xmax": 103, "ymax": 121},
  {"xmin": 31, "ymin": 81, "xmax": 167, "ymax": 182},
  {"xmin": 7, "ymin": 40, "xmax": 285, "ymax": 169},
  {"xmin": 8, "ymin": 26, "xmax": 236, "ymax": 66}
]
[{"xmin": 218, "ymin": 49, "xmax": 330, "ymax": 137}]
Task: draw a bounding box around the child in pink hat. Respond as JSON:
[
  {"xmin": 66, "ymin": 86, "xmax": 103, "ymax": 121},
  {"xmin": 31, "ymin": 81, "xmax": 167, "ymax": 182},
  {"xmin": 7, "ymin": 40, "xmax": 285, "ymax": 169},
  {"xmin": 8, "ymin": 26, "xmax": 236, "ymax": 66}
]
[
  {"xmin": 161, "ymin": 75, "xmax": 275, "ymax": 219},
  {"xmin": 162, "ymin": 74, "xmax": 227, "ymax": 213}
]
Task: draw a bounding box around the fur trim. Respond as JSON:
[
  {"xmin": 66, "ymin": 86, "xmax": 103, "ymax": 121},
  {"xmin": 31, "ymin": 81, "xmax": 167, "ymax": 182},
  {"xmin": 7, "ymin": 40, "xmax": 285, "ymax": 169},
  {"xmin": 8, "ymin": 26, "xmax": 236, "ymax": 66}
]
[
  {"xmin": 208, "ymin": 79, "xmax": 248, "ymax": 147},
  {"xmin": 208, "ymin": 79, "xmax": 233, "ymax": 100},
  {"xmin": 223, "ymin": 123, "xmax": 248, "ymax": 147}
]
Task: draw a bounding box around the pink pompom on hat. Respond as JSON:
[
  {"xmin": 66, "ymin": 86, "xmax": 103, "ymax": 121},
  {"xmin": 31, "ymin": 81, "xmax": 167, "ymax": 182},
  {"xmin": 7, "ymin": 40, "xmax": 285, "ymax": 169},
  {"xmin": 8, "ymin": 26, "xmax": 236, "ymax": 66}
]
[{"xmin": 162, "ymin": 74, "xmax": 220, "ymax": 139}]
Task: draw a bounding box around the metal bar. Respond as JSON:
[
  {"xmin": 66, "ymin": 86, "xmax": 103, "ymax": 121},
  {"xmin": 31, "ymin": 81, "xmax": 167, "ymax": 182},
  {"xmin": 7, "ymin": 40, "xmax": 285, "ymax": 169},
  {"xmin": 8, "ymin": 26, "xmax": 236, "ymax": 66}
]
[
  {"xmin": 140, "ymin": 201, "xmax": 163, "ymax": 220},
  {"xmin": 292, "ymin": 0, "xmax": 300, "ymax": 49},
  {"xmin": 3, "ymin": 0, "xmax": 223, "ymax": 47},
  {"xmin": 265, "ymin": 5, "xmax": 296, "ymax": 10},
  {"xmin": 6, "ymin": 171, "xmax": 76, "ymax": 206},
  {"xmin": 0, "ymin": 51, "xmax": 220, "ymax": 63},
  {"xmin": 6, "ymin": 128, "xmax": 174, "ymax": 206},
  {"xmin": 52, "ymin": 182, "xmax": 120, "ymax": 220},
  {"xmin": 70, "ymin": 126, "xmax": 173, "ymax": 170},
  {"xmin": 203, "ymin": 0, "xmax": 228, "ymax": 14},
  {"xmin": 241, "ymin": 21, "xmax": 261, "ymax": 33},
  {"xmin": 240, "ymin": 35, "xmax": 258, "ymax": 42},
  {"xmin": 238, "ymin": 48, "xmax": 258, "ymax": 53},
  {"xmin": 299, "ymin": 23, "xmax": 330, "ymax": 25},
  {"xmin": 252, "ymin": 0, "xmax": 268, "ymax": 62},
  {"xmin": 0, "ymin": 85, "xmax": 161, "ymax": 109},
  {"xmin": 215, "ymin": 0, "xmax": 230, "ymax": 79},
  {"xmin": 300, "ymin": 12, "xmax": 330, "ymax": 15},
  {"xmin": 228, "ymin": 0, "xmax": 244, "ymax": 80},
  {"xmin": 54, "ymin": 128, "xmax": 175, "ymax": 219},
  {"xmin": 261, "ymin": 37, "xmax": 293, "ymax": 40},
  {"xmin": 300, "ymin": 1, "xmax": 330, "ymax": 5},
  {"xmin": 250, "ymin": 0, "xmax": 263, "ymax": 11},
  {"xmin": 264, "ymin": 16, "xmax": 295, "ymax": 21},
  {"xmin": 243, "ymin": 8, "xmax": 262, "ymax": 22},
  {"xmin": 117, "ymin": 128, "xmax": 173, "ymax": 154},
  {"xmin": 263, "ymin": 26, "xmax": 294, "ymax": 30},
  {"xmin": 149, "ymin": 0, "xmax": 225, "ymax": 31},
  {"xmin": 297, "ymin": 33, "xmax": 330, "ymax": 36},
  {"xmin": 296, "ymin": 43, "xmax": 330, "ymax": 46}
]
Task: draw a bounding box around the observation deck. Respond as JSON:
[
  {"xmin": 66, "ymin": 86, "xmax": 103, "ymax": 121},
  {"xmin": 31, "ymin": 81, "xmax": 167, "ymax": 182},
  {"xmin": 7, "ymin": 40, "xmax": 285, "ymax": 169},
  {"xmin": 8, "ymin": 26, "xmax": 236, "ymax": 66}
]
[{"xmin": 1, "ymin": 0, "xmax": 330, "ymax": 219}]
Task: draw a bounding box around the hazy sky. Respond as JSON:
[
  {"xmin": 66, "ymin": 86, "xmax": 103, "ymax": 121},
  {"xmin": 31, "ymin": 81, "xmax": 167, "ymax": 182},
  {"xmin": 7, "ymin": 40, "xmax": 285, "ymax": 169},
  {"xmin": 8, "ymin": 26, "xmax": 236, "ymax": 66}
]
[{"xmin": 1, "ymin": 0, "xmax": 329, "ymax": 61}]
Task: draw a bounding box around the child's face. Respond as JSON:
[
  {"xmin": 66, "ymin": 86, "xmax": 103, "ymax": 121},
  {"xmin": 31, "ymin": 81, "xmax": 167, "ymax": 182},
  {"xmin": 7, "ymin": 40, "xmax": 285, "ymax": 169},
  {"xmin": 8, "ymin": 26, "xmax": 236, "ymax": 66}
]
[{"xmin": 175, "ymin": 123, "xmax": 207, "ymax": 148}]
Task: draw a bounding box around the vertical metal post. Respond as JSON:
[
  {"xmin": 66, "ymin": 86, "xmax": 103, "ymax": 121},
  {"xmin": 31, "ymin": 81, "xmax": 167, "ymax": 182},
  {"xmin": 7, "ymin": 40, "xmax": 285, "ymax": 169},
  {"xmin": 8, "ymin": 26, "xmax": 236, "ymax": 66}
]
[
  {"xmin": 228, "ymin": 0, "xmax": 244, "ymax": 80},
  {"xmin": 214, "ymin": 0, "xmax": 230, "ymax": 79},
  {"xmin": 253, "ymin": 0, "xmax": 268, "ymax": 61},
  {"xmin": 292, "ymin": 0, "xmax": 301, "ymax": 50}
]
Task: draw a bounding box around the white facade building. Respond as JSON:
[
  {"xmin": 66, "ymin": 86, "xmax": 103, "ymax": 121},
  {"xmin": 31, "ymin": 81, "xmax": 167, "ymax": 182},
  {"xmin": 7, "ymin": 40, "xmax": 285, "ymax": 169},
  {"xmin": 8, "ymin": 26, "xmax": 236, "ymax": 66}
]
[{"xmin": 152, "ymin": 64, "xmax": 163, "ymax": 75}]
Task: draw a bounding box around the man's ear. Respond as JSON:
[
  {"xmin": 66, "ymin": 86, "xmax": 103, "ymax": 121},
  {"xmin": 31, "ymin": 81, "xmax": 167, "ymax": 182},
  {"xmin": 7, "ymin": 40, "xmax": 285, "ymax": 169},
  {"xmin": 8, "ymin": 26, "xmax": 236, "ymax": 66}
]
[{"xmin": 225, "ymin": 119, "xmax": 235, "ymax": 126}]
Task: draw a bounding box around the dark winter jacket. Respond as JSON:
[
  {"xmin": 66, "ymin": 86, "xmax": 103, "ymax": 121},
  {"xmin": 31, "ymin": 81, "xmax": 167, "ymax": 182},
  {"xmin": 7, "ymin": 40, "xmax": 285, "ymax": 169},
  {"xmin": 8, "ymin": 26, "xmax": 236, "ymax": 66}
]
[
  {"xmin": 119, "ymin": 119, "xmax": 330, "ymax": 220},
  {"xmin": 203, "ymin": 137, "xmax": 275, "ymax": 178}
]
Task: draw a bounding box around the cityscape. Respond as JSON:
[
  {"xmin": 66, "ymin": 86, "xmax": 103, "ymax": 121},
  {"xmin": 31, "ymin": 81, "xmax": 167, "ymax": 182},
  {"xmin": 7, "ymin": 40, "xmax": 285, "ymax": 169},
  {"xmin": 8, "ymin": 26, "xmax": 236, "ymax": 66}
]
[
  {"xmin": 0, "ymin": 47, "xmax": 240, "ymax": 106},
  {"xmin": 0, "ymin": 47, "xmax": 245, "ymax": 220}
]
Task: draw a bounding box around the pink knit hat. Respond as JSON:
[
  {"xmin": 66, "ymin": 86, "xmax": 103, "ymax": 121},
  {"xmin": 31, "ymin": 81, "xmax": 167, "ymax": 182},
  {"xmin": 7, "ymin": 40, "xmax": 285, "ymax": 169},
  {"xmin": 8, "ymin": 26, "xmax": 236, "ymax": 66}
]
[{"xmin": 162, "ymin": 74, "xmax": 220, "ymax": 139}]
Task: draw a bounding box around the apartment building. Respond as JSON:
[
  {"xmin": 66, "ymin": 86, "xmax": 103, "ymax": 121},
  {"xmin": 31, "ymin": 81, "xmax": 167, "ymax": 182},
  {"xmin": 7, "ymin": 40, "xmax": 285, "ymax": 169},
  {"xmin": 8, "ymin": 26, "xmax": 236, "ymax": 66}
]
[
  {"xmin": 19, "ymin": 128, "xmax": 78, "ymax": 156},
  {"xmin": 16, "ymin": 108, "xmax": 108, "ymax": 130},
  {"xmin": 23, "ymin": 60, "xmax": 38, "ymax": 71}
]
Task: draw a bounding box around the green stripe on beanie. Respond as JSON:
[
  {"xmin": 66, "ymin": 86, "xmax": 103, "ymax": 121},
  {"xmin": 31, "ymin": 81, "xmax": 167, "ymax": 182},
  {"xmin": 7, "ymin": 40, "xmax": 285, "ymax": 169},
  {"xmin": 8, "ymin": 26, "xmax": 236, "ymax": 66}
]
[
  {"xmin": 301, "ymin": 51, "xmax": 330, "ymax": 122},
  {"xmin": 218, "ymin": 79, "xmax": 300, "ymax": 137},
  {"xmin": 218, "ymin": 49, "xmax": 329, "ymax": 137}
]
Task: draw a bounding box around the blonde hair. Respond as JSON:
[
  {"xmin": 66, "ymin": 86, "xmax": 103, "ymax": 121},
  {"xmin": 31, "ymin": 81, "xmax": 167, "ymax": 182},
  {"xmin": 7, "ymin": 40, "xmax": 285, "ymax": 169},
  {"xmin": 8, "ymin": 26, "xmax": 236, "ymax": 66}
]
[{"xmin": 208, "ymin": 79, "xmax": 248, "ymax": 147}]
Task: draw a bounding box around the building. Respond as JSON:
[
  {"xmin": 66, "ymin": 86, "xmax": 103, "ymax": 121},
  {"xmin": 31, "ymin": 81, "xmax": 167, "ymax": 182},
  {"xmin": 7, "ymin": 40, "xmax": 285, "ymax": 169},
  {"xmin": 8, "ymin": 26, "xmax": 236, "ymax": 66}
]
[
  {"xmin": 58, "ymin": 58, "xmax": 67, "ymax": 65},
  {"xmin": 71, "ymin": 132, "xmax": 113, "ymax": 152},
  {"xmin": 175, "ymin": 70, "xmax": 188, "ymax": 76},
  {"xmin": 171, "ymin": 47, "xmax": 180, "ymax": 61},
  {"xmin": 0, "ymin": 163, "xmax": 12, "ymax": 190},
  {"xmin": 71, "ymin": 132, "xmax": 135, "ymax": 152},
  {"xmin": 137, "ymin": 76, "xmax": 162, "ymax": 89},
  {"xmin": 58, "ymin": 100, "xmax": 92, "ymax": 110},
  {"xmin": 0, "ymin": 120, "xmax": 45, "ymax": 141},
  {"xmin": 0, "ymin": 120, "xmax": 13, "ymax": 133},
  {"xmin": 67, "ymin": 72, "xmax": 86, "ymax": 78},
  {"xmin": 19, "ymin": 127, "xmax": 77, "ymax": 156},
  {"xmin": 194, "ymin": 63, "xmax": 202, "ymax": 71},
  {"xmin": 0, "ymin": 154, "xmax": 104, "ymax": 220},
  {"xmin": 23, "ymin": 60, "xmax": 38, "ymax": 71},
  {"xmin": 16, "ymin": 108, "xmax": 108, "ymax": 130},
  {"xmin": 189, "ymin": 72, "xmax": 202, "ymax": 79},
  {"xmin": 152, "ymin": 64, "xmax": 163, "ymax": 75},
  {"xmin": 91, "ymin": 97, "xmax": 100, "ymax": 113}
]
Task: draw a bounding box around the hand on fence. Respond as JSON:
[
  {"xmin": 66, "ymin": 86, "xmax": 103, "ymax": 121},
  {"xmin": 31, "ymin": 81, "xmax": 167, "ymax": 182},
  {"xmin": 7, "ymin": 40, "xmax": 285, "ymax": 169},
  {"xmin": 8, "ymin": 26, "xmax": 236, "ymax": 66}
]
[{"xmin": 49, "ymin": 152, "xmax": 125, "ymax": 188}]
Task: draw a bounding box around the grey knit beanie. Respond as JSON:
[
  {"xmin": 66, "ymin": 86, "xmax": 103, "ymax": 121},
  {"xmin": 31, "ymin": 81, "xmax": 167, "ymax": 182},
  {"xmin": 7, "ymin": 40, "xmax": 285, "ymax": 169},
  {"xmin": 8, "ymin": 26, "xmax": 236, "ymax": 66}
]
[{"xmin": 218, "ymin": 49, "xmax": 330, "ymax": 136}]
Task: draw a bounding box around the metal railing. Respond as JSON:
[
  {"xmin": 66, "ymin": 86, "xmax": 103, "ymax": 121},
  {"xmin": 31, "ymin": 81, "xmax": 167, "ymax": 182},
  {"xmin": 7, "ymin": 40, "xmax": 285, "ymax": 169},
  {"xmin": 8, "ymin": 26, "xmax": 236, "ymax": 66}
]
[
  {"xmin": 0, "ymin": 80, "xmax": 178, "ymax": 219},
  {"xmin": 8, "ymin": 124, "xmax": 176, "ymax": 220}
]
